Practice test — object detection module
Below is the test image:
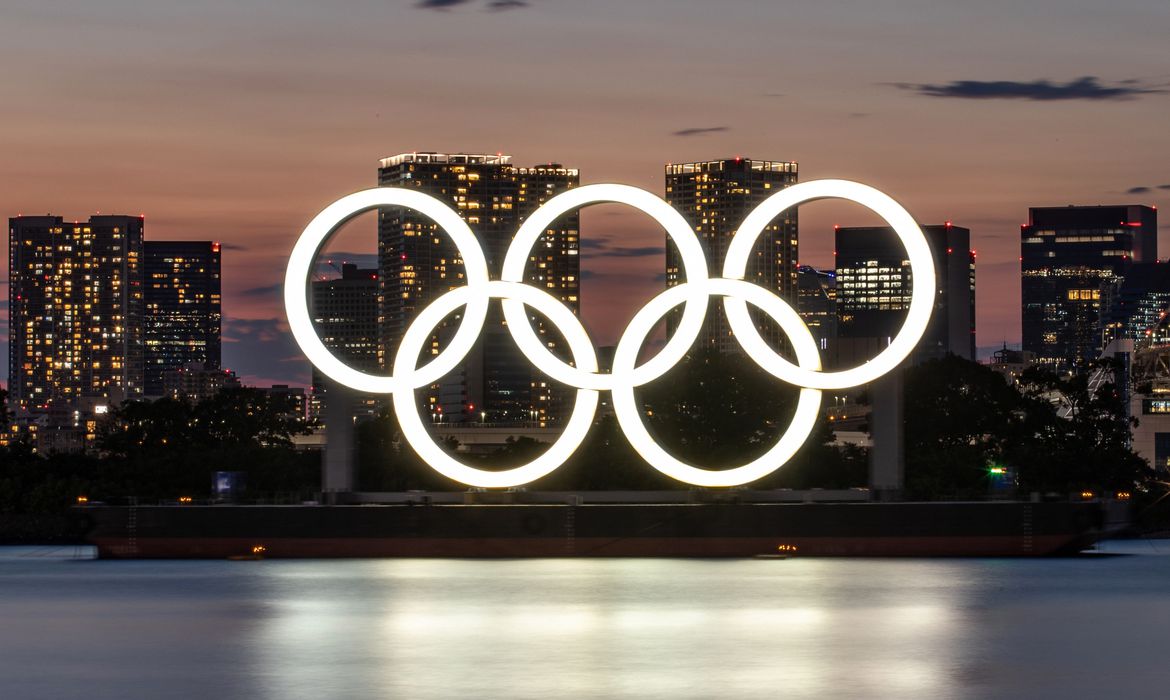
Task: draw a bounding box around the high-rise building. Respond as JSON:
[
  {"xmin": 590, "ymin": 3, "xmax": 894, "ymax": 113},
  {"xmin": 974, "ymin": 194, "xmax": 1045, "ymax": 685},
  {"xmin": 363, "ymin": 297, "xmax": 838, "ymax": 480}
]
[
  {"xmin": 143, "ymin": 241, "xmax": 222, "ymax": 397},
  {"xmin": 1101, "ymin": 263, "xmax": 1170, "ymax": 351},
  {"xmin": 310, "ymin": 262, "xmax": 380, "ymax": 419},
  {"xmin": 1021, "ymin": 205, "xmax": 1157, "ymax": 369},
  {"xmin": 376, "ymin": 152, "xmax": 579, "ymax": 424},
  {"xmin": 665, "ymin": 158, "xmax": 799, "ymax": 354},
  {"xmin": 378, "ymin": 153, "xmax": 517, "ymax": 362},
  {"xmin": 8, "ymin": 215, "xmax": 144, "ymax": 409},
  {"xmin": 514, "ymin": 165, "xmax": 581, "ymax": 312},
  {"xmin": 513, "ymin": 165, "xmax": 581, "ymax": 423},
  {"xmin": 796, "ymin": 265, "xmax": 836, "ymax": 361},
  {"xmin": 835, "ymin": 223, "xmax": 975, "ymax": 366},
  {"xmin": 311, "ymin": 262, "xmax": 379, "ymax": 380}
]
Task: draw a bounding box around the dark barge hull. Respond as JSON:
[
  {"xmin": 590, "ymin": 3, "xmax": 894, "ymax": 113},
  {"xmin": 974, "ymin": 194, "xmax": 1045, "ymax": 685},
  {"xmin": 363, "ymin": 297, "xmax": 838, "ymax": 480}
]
[{"xmin": 83, "ymin": 501, "xmax": 1105, "ymax": 558}]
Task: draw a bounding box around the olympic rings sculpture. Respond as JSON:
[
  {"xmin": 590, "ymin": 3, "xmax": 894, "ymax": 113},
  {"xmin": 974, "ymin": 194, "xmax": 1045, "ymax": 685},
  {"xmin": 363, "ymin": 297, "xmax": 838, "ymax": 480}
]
[{"xmin": 284, "ymin": 180, "xmax": 935, "ymax": 488}]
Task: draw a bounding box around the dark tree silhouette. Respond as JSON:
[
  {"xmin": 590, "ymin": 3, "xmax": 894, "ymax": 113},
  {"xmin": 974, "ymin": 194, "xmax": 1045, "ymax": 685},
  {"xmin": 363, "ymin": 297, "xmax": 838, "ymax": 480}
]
[{"xmin": 903, "ymin": 355, "xmax": 1151, "ymax": 498}]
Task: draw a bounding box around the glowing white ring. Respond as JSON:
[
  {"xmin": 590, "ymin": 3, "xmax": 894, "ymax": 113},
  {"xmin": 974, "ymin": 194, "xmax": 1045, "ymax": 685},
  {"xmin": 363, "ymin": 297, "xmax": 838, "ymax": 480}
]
[
  {"xmin": 283, "ymin": 188, "xmax": 490, "ymax": 394},
  {"xmin": 724, "ymin": 179, "xmax": 935, "ymax": 390},
  {"xmin": 391, "ymin": 281, "xmax": 599, "ymax": 488},
  {"xmin": 611, "ymin": 278, "xmax": 823, "ymax": 486},
  {"xmin": 285, "ymin": 179, "xmax": 935, "ymax": 488},
  {"xmin": 500, "ymin": 183, "xmax": 708, "ymax": 391}
]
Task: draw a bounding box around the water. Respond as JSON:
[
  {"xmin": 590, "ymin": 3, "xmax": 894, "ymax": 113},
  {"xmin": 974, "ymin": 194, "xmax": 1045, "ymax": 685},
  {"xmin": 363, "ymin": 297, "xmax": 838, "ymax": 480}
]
[{"xmin": 1, "ymin": 543, "xmax": 1169, "ymax": 699}]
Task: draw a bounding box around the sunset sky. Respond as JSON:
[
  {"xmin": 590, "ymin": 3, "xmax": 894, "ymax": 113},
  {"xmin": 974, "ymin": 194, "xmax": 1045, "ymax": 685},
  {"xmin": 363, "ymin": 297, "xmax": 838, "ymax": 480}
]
[{"xmin": 2, "ymin": 0, "xmax": 1167, "ymax": 387}]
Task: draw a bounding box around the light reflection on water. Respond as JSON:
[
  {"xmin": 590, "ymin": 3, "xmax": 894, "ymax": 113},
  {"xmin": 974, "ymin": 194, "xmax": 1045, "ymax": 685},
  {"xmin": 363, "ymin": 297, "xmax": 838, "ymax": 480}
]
[{"xmin": 1, "ymin": 542, "xmax": 1169, "ymax": 699}]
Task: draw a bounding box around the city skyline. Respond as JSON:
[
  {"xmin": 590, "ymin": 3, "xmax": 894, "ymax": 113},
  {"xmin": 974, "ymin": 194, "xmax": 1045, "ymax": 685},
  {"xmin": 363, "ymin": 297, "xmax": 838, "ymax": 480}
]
[
  {"xmin": 2, "ymin": 0, "xmax": 1168, "ymax": 387},
  {"xmin": 4, "ymin": 5, "xmax": 1169, "ymax": 697}
]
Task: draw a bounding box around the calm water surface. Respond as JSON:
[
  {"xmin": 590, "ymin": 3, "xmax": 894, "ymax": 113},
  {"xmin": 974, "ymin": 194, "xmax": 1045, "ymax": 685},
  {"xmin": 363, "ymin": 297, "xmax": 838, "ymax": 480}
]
[{"xmin": 1, "ymin": 542, "xmax": 1169, "ymax": 699}]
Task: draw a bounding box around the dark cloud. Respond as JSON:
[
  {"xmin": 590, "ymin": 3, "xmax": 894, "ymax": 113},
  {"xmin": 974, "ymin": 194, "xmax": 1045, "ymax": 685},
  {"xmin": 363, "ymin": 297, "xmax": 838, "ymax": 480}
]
[
  {"xmin": 579, "ymin": 239, "xmax": 663, "ymax": 258},
  {"xmin": 218, "ymin": 243, "xmax": 248, "ymax": 251},
  {"xmin": 671, "ymin": 126, "xmax": 730, "ymax": 137},
  {"xmin": 763, "ymin": 93, "xmax": 785, "ymax": 98},
  {"xmin": 223, "ymin": 317, "xmax": 292, "ymax": 345},
  {"xmin": 580, "ymin": 269, "xmax": 667, "ymax": 282},
  {"xmin": 900, "ymin": 76, "xmax": 1163, "ymax": 101},
  {"xmin": 241, "ymin": 283, "xmax": 282, "ymax": 298},
  {"xmin": 1122, "ymin": 184, "xmax": 1170, "ymax": 195},
  {"xmin": 416, "ymin": 0, "xmax": 529, "ymax": 10},
  {"xmin": 603, "ymin": 246, "xmax": 663, "ymax": 258},
  {"xmin": 416, "ymin": 0, "xmax": 471, "ymax": 8},
  {"xmin": 849, "ymin": 112, "xmax": 871, "ymax": 118}
]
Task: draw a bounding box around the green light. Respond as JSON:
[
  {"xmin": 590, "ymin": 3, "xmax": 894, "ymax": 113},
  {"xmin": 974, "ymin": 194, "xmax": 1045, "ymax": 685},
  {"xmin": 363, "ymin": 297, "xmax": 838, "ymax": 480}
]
[{"xmin": 989, "ymin": 466, "xmax": 1007, "ymax": 475}]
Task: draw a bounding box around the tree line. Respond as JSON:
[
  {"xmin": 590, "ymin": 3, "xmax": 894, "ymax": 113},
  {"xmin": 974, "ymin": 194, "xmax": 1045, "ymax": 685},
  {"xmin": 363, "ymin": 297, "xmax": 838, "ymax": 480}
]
[
  {"xmin": 1, "ymin": 352, "xmax": 1164, "ymax": 538},
  {"xmin": 0, "ymin": 388, "xmax": 319, "ymax": 521}
]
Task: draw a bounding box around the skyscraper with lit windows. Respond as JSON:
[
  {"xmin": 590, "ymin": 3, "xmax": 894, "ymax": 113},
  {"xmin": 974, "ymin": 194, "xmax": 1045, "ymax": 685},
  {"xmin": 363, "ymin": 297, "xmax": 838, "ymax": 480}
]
[
  {"xmin": 1100, "ymin": 263, "xmax": 1170, "ymax": 351},
  {"xmin": 513, "ymin": 164, "xmax": 580, "ymax": 422},
  {"xmin": 664, "ymin": 158, "xmax": 799, "ymax": 354},
  {"xmin": 8, "ymin": 214, "xmax": 144, "ymax": 409},
  {"xmin": 835, "ymin": 223, "xmax": 975, "ymax": 366},
  {"xmin": 376, "ymin": 152, "xmax": 579, "ymax": 424},
  {"xmin": 514, "ymin": 165, "xmax": 581, "ymax": 314},
  {"xmin": 1021, "ymin": 205, "xmax": 1157, "ymax": 369},
  {"xmin": 143, "ymin": 241, "xmax": 222, "ymax": 397}
]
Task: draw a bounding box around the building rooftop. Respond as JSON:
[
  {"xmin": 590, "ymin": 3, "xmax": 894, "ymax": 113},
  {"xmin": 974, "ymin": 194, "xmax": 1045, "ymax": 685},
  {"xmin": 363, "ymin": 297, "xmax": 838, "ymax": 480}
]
[
  {"xmin": 665, "ymin": 158, "xmax": 797, "ymax": 174},
  {"xmin": 379, "ymin": 152, "xmax": 512, "ymax": 167}
]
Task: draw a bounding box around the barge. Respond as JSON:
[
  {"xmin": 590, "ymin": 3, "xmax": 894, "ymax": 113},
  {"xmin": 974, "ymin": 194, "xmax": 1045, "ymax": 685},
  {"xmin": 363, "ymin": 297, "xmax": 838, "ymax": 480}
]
[{"xmin": 81, "ymin": 496, "xmax": 1110, "ymax": 558}]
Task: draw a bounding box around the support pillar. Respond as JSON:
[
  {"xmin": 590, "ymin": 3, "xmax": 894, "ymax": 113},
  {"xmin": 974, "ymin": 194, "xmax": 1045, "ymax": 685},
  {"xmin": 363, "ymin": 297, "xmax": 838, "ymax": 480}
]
[
  {"xmin": 868, "ymin": 366, "xmax": 904, "ymax": 500},
  {"xmin": 321, "ymin": 377, "xmax": 356, "ymax": 501}
]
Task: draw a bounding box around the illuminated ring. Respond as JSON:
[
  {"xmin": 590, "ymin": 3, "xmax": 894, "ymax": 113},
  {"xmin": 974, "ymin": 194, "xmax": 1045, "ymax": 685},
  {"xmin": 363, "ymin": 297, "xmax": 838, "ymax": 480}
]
[
  {"xmin": 284, "ymin": 188, "xmax": 490, "ymax": 394},
  {"xmin": 285, "ymin": 179, "xmax": 936, "ymax": 489},
  {"xmin": 611, "ymin": 278, "xmax": 823, "ymax": 486},
  {"xmin": 500, "ymin": 183, "xmax": 709, "ymax": 391},
  {"xmin": 391, "ymin": 281, "xmax": 600, "ymax": 488},
  {"xmin": 723, "ymin": 179, "xmax": 935, "ymax": 390}
]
